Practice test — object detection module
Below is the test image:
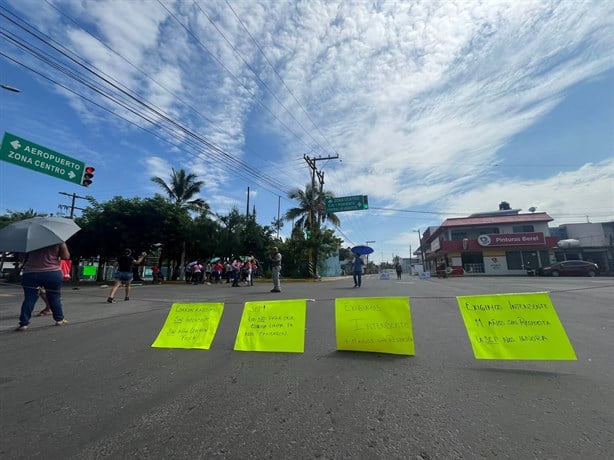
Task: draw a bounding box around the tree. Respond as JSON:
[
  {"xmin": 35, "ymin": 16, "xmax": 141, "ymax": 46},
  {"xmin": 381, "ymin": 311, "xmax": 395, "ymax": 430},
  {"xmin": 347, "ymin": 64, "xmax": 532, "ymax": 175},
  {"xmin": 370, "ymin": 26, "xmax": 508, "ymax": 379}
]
[
  {"xmin": 270, "ymin": 217, "xmax": 284, "ymax": 238},
  {"xmin": 151, "ymin": 168, "xmax": 209, "ymax": 214},
  {"xmin": 0, "ymin": 209, "xmax": 48, "ymax": 229},
  {"xmin": 72, "ymin": 196, "xmax": 190, "ymax": 280},
  {"xmin": 151, "ymin": 168, "xmax": 209, "ymax": 276},
  {"xmin": 284, "ymin": 183, "xmax": 340, "ymax": 231},
  {"xmin": 339, "ymin": 246, "xmax": 353, "ymax": 261},
  {"xmin": 214, "ymin": 207, "xmax": 276, "ymax": 261},
  {"xmin": 284, "ymin": 183, "xmax": 340, "ymax": 277}
]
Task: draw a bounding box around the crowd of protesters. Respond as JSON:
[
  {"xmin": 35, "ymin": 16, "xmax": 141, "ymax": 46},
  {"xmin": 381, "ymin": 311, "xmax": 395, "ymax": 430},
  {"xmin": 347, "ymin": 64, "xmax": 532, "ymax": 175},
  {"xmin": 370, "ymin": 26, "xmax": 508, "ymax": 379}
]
[{"xmin": 183, "ymin": 256, "xmax": 260, "ymax": 287}]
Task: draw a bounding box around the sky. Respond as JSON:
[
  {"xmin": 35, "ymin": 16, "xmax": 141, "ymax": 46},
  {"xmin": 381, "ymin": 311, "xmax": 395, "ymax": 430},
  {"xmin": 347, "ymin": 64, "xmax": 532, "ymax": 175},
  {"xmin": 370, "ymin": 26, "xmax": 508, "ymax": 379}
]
[{"xmin": 1, "ymin": 0, "xmax": 613, "ymax": 263}]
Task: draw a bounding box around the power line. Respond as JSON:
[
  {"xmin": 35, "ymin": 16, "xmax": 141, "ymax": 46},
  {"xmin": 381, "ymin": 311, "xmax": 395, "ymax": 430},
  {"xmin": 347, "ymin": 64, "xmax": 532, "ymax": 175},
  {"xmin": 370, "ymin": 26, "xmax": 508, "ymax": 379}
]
[
  {"xmin": 155, "ymin": 0, "xmax": 319, "ymax": 156},
  {"xmin": 192, "ymin": 0, "xmax": 330, "ymax": 155},
  {"xmin": 0, "ymin": 8, "xmax": 297, "ymax": 197},
  {"xmin": 40, "ymin": 0, "xmax": 285, "ymax": 174},
  {"xmin": 222, "ymin": 0, "xmax": 340, "ymax": 157}
]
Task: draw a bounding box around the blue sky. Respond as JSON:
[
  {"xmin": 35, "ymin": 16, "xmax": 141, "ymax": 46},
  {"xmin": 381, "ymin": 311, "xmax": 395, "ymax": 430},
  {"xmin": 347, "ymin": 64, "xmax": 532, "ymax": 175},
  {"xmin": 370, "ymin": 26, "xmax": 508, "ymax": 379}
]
[{"xmin": 1, "ymin": 0, "xmax": 613, "ymax": 263}]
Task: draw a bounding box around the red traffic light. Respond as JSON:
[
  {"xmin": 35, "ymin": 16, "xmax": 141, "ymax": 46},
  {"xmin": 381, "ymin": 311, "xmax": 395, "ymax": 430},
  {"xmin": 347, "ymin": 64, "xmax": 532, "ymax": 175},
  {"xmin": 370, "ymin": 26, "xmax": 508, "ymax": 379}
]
[{"xmin": 82, "ymin": 166, "xmax": 95, "ymax": 187}]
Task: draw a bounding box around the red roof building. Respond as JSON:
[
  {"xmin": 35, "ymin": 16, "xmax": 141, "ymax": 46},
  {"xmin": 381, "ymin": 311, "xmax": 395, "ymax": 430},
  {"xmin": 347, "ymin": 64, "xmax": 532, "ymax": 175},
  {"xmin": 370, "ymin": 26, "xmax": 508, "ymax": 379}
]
[{"xmin": 419, "ymin": 210, "xmax": 559, "ymax": 276}]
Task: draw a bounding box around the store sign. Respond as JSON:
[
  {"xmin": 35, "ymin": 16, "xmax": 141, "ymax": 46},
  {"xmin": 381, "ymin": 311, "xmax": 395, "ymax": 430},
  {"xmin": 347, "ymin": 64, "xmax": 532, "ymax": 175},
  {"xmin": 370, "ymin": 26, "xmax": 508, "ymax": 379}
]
[
  {"xmin": 477, "ymin": 232, "xmax": 545, "ymax": 247},
  {"xmin": 431, "ymin": 238, "xmax": 440, "ymax": 251}
]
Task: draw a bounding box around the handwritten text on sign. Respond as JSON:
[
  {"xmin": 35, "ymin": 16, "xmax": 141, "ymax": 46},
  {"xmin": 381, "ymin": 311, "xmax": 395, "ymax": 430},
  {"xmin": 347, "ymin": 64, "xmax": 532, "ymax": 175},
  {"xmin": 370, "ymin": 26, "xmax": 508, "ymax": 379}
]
[
  {"xmin": 151, "ymin": 303, "xmax": 224, "ymax": 349},
  {"xmin": 457, "ymin": 292, "xmax": 576, "ymax": 360},
  {"xmin": 234, "ymin": 299, "xmax": 307, "ymax": 353},
  {"xmin": 335, "ymin": 297, "xmax": 414, "ymax": 355}
]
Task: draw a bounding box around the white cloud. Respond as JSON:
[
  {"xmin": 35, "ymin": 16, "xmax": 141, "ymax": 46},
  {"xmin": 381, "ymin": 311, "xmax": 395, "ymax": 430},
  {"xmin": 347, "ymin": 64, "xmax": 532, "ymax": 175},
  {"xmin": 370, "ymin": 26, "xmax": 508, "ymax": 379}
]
[
  {"xmin": 3, "ymin": 0, "xmax": 613, "ymax": 257},
  {"xmin": 442, "ymin": 160, "xmax": 614, "ymax": 223}
]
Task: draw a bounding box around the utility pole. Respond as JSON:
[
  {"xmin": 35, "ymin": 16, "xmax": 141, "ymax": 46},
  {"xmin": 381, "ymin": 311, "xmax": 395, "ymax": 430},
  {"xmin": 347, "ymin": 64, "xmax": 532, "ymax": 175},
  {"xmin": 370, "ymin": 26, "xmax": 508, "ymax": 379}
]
[
  {"xmin": 277, "ymin": 195, "xmax": 281, "ymax": 239},
  {"xmin": 246, "ymin": 186, "xmax": 250, "ymax": 217},
  {"xmin": 414, "ymin": 229, "xmax": 425, "ymax": 268},
  {"xmin": 59, "ymin": 192, "xmax": 88, "ymax": 218},
  {"xmin": 303, "ymin": 154, "xmax": 339, "ymax": 278}
]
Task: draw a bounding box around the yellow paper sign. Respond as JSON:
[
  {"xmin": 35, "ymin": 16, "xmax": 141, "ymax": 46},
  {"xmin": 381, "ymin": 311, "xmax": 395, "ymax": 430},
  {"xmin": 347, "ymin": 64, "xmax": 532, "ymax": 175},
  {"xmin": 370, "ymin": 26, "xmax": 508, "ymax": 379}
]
[
  {"xmin": 234, "ymin": 299, "xmax": 307, "ymax": 353},
  {"xmin": 335, "ymin": 297, "xmax": 414, "ymax": 355},
  {"xmin": 457, "ymin": 292, "xmax": 576, "ymax": 360},
  {"xmin": 151, "ymin": 303, "xmax": 224, "ymax": 349}
]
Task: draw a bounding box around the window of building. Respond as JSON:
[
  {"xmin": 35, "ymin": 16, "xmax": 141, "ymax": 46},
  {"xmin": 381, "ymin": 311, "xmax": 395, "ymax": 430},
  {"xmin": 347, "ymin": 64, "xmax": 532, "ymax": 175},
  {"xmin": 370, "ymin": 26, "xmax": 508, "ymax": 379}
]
[
  {"xmin": 506, "ymin": 251, "xmax": 523, "ymax": 270},
  {"xmin": 476, "ymin": 227, "xmax": 500, "ymax": 235},
  {"xmin": 513, "ymin": 225, "xmax": 535, "ymax": 233},
  {"xmin": 452, "ymin": 228, "xmax": 501, "ymax": 240},
  {"xmin": 506, "ymin": 250, "xmax": 547, "ymax": 269},
  {"xmin": 539, "ymin": 250, "xmax": 550, "ymax": 267},
  {"xmin": 451, "ymin": 231, "xmax": 468, "ymax": 241}
]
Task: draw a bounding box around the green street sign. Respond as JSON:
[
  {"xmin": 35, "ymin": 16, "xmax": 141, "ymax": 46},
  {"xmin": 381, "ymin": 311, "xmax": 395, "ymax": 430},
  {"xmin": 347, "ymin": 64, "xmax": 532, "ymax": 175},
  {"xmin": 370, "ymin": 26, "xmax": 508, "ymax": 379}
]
[
  {"xmin": 0, "ymin": 132, "xmax": 85, "ymax": 185},
  {"xmin": 325, "ymin": 195, "xmax": 369, "ymax": 213}
]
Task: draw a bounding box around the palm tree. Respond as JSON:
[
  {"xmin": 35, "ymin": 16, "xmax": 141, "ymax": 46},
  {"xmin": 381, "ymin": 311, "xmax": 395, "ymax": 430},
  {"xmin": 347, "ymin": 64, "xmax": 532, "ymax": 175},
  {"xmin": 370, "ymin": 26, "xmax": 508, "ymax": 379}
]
[
  {"xmin": 285, "ymin": 183, "xmax": 340, "ymax": 231},
  {"xmin": 151, "ymin": 168, "xmax": 208, "ymax": 279},
  {"xmin": 151, "ymin": 168, "xmax": 209, "ymax": 213},
  {"xmin": 285, "ymin": 183, "xmax": 340, "ymax": 277}
]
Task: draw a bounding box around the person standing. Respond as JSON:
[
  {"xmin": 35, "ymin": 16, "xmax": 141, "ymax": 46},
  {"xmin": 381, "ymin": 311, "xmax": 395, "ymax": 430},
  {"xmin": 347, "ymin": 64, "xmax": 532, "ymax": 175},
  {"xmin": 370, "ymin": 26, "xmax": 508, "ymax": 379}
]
[
  {"xmin": 191, "ymin": 261, "xmax": 203, "ymax": 285},
  {"xmin": 152, "ymin": 264, "xmax": 161, "ymax": 284},
  {"xmin": 270, "ymin": 247, "xmax": 282, "ymax": 292},
  {"xmin": 245, "ymin": 257, "xmax": 254, "ymax": 286},
  {"xmin": 251, "ymin": 257, "xmax": 260, "ymax": 285},
  {"xmin": 395, "ymin": 263, "xmax": 403, "ymax": 280},
  {"xmin": 16, "ymin": 242, "xmax": 70, "ymax": 331},
  {"xmin": 352, "ymin": 253, "xmax": 364, "ymax": 287},
  {"xmin": 225, "ymin": 259, "xmax": 233, "ymax": 284},
  {"xmin": 231, "ymin": 257, "xmax": 242, "ymax": 287},
  {"xmin": 213, "ymin": 260, "xmax": 224, "ymax": 283},
  {"xmin": 107, "ymin": 249, "xmax": 146, "ymax": 303}
]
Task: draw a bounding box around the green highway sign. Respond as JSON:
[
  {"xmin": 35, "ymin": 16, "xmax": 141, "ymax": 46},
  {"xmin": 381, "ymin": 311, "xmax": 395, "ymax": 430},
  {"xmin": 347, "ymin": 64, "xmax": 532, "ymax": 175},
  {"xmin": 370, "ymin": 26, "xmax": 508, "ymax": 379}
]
[
  {"xmin": 325, "ymin": 195, "xmax": 369, "ymax": 213},
  {"xmin": 0, "ymin": 132, "xmax": 86, "ymax": 185}
]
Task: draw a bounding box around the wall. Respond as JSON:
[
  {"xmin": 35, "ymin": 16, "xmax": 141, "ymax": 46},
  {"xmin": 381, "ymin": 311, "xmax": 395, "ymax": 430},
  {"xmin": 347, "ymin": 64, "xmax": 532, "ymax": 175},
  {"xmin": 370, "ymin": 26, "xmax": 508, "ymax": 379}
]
[
  {"xmin": 483, "ymin": 251, "xmax": 514, "ymax": 275},
  {"xmin": 562, "ymin": 223, "xmax": 606, "ymax": 246},
  {"xmin": 320, "ymin": 251, "xmax": 342, "ymax": 277}
]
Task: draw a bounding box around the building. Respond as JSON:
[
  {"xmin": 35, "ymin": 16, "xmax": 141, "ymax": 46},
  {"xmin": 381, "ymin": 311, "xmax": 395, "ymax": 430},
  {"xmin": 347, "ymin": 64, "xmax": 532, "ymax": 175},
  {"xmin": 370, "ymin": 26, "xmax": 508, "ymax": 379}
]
[
  {"xmin": 552, "ymin": 222, "xmax": 613, "ymax": 273},
  {"xmin": 418, "ymin": 204, "xmax": 559, "ymax": 276},
  {"xmin": 396, "ymin": 257, "xmax": 422, "ymax": 275}
]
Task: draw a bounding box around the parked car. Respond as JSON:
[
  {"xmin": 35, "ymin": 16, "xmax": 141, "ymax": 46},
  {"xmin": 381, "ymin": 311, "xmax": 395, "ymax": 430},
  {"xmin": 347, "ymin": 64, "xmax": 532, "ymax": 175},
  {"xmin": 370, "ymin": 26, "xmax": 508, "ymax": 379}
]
[{"xmin": 537, "ymin": 260, "xmax": 599, "ymax": 277}]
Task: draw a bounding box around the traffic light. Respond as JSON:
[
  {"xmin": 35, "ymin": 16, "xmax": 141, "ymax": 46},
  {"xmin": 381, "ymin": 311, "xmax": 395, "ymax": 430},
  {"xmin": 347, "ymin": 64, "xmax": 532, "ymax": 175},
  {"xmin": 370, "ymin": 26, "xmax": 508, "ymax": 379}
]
[
  {"xmin": 363, "ymin": 195, "xmax": 369, "ymax": 209},
  {"xmin": 81, "ymin": 166, "xmax": 95, "ymax": 187}
]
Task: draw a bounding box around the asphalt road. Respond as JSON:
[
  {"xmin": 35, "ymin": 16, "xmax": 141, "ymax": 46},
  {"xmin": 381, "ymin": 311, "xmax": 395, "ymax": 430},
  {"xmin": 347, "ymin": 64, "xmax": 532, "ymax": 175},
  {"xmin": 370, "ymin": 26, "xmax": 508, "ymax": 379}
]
[{"xmin": 1, "ymin": 275, "xmax": 613, "ymax": 459}]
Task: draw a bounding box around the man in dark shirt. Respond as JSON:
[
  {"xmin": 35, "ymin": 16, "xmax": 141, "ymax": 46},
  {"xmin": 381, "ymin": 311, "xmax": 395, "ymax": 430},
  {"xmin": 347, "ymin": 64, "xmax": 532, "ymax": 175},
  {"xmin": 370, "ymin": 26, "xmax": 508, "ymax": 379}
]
[{"xmin": 107, "ymin": 249, "xmax": 146, "ymax": 303}]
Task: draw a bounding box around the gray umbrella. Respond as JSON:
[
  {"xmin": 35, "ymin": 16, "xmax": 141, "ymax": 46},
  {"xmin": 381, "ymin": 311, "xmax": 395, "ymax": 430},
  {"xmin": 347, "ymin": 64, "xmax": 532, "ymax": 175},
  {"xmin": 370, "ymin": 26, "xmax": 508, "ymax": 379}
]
[{"xmin": 0, "ymin": 216, "xmax": 81, "ymax": 253}]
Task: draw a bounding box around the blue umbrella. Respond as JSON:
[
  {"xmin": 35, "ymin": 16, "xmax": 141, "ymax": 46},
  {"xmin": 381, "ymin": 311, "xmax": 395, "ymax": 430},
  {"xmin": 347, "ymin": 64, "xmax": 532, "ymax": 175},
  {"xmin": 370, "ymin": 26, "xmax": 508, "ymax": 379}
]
[{"xmin": 351, "ymin": 245, "xmax": 374, "ymax": 255}]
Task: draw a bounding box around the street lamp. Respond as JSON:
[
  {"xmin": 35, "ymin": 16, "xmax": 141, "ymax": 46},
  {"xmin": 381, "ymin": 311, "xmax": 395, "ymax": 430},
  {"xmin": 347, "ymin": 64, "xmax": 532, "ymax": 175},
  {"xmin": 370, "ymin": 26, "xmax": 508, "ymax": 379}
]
[{"xmin": 1, "ymin": 84, "xmax": 21, "ymax": 93}]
